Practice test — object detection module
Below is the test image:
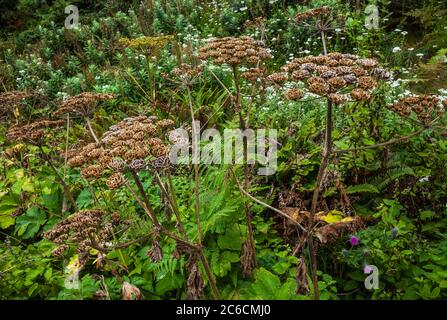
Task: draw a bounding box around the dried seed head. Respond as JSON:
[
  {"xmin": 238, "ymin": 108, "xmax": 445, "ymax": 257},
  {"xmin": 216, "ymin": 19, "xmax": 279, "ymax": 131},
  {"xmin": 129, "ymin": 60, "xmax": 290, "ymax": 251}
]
[
  {"xmin": 198, "ymin": 36, "xmax": 272, "ymax": 67},
  {"xmin": 284, "ymin": 89, "xmax": 304, "ymax": 101},
  {"xmin": 0, "ymin": 91, "xmax": 33, "ymax": 115},
  {"xmin": 350, "ymin": 88, "xmax": 371, "ymax": 101},
  {"xmin": 106, "ymin": 172, "xmax": 127, "ymax": 190},
  {"xmin": 295, "ymin": 6, "xmax": 332, "ymax": 22},
  {"xmin": 54, "ymin": 92, "xmax": 115, "ymax": 117},
  {"xmin": 42, "ymin": 210, "xmax": 121, "ymax": 260},
  {"xmin": 388, "ymin": 95, "xmax": 444, "ymax": 124},
  {"xmin": 7, "ymin": 119, "xmax": 65, "ymax": 144},
  {"xmin": 328, "ymin": 93, "xmax": 349, "ymax": 105},
  {"xmin": 266, "ymin": 72, "xmax": 289, "ymax": 85}
]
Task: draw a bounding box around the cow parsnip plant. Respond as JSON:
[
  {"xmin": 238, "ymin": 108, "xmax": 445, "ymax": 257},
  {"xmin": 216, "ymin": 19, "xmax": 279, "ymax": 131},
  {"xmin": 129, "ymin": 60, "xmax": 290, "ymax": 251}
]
[{"xmin": 0, "ymin": 0, "xmax": 447, "ymax": 300}]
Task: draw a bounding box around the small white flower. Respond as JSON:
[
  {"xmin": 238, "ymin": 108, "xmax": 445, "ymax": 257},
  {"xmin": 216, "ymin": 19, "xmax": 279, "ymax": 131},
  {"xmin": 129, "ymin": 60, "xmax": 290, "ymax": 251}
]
[
  {"xmin": 401, "ymin": 31, "xmax": 408, "ymax": 36},
  {"xmin": 392, "ymin": 46, "xmax": 402, "ymax": 53},
  {"xmin": 416, "ymin": 53, "xmax": 424, "ymax": 57},
  {"xmin": 408, "ymin": 48, "xmax": 414, "ymax": 51}
]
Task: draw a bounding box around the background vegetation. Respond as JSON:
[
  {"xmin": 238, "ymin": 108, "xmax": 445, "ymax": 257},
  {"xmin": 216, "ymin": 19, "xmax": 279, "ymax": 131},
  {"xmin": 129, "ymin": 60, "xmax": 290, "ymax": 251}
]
[{"xmin": 0, "ymin": 0, "xmax": 446, "ymax": 300}]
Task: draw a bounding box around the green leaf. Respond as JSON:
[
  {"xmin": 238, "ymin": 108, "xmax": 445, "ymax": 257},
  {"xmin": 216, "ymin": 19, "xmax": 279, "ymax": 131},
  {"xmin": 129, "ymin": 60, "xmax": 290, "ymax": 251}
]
[
  {"xmin": 76, "ymin": 188, "xmax": 94, "ymax": 209},
  {"xmin": 15, "ymin": 207, "xmax": 47, "ymax": 239},
  {"xmin": 251, "ymin": 268, "xmax": 281, "ymax": 299},
  {"xmin": 43, "ymin": 191, "xmax": 62, "ymax": 213},
  {"xmin": 217, "ymin": 226, "xmax": 243, "ymax": 250},
  {"xmin": 346, "ymin": 184, "xmax": 379, "ymax": 194}
]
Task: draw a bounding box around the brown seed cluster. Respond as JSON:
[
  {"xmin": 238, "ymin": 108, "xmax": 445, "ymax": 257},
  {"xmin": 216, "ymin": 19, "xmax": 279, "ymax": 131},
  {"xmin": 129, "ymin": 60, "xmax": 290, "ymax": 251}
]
[
  {"xmin": 241, "ymin": 67, "xmax": 267, "ymax": 83},
  {"xmin": 198, "ymin": 36, "xmax": 272, "ymax": 66},
  {"xmin": 388, "ymin": 95, "xmax": 446, "ymax": 124},
  {"xmin": 171, "ymin": 63, "xmax": 203, "ymax": 81},
  {"xmin": 66, "ymin": 116, "xmax": 173, "ymax": 189},
  {"xmin": 279, "ymin": 52, "xmax": 390, "ymax": 103},
  {"xmin": 295, "ymin": 6, "xmax": 332, "ymax": 22},
  {"xmin": 54, "ymin": 92, "xmax": 115, "ymax": 118},
  {"xmin": 0, "ymin": 90, "xmax": 32, "ymax": 114},
  {"xmin": 42, "ymin": 210, "xmax": 123, "ymax": 262},
  {"xmin": 284, "ymin": 88, "xmax": 304, "ymax": 101},
  {"xmin": 6, "ymin": 119, "xmax": 65, "ymax": 144},
  {"xmin": 244, "ymin": 16, "xmax": 266, "ymax": 30}
]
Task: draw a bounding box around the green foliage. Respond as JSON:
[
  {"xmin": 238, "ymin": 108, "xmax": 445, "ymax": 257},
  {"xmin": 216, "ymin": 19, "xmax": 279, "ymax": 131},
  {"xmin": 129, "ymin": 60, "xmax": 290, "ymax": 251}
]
[{"xmin": 1, "ymin": 0, "xmax": 447, "ymax": 301}]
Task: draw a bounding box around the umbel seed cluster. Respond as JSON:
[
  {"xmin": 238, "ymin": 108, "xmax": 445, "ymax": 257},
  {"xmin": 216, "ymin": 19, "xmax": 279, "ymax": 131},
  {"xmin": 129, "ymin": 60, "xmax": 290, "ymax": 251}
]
[
  {"xmin": 294, "ymin": 6, "xmax": 332, "ymax": 22},
  {"xmin": 276, "ymin": 52, "xmax": 391, "ymax": 103},
  {"xmin": 6, "ymin": 119, "xmax": 65, "ymax": 144},
  {"xmin": 66, "ymin": 115, "xmax": 174, "ymax": 189},
  {"xmin": 54, "ymin": 92, "xmax": 115, "ymax": 118},
  {"xmin": 198, "ymin": 36, "xmax": 272, "ymax": 66},
  {"xmin": 42, "ymin": 210, "xmax": 124, "ymax": 263},
  {"xmin": 0, "ymin": 90, "xmax": 33, "ymax": 114},
  {"xmin": 388, "ymin": 95, "xmax": 447, "ymax": 124}
]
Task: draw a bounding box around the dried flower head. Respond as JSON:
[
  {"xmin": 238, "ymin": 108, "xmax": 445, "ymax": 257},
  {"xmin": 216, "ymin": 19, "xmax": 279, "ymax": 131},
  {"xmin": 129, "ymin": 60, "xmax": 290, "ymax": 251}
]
[
  {"xmin": 198, "ymin": 36, "xmax": 272, "ymax": 67},
  {"xmin": 0, "ymin": 90, "xmax": 33, "ymax": 116},
  {"xmin": 42, "ymin": 210, "xmax": 122, "ymax": 261},
  {"xmin": 7, "ymin": 119, "xmax": 65, "ymax": 144},
  {"xmin": 388, "ymin": 95, "xmax": 444, "ymax": 124},
  {"xmin": 241, "ymin": 67, "xmax": 267, "ymax": 83},
  {"xmin": 279, "ymin": 53, "xmax": 388, "ymax": 104},
  {"xmin": 350, "ymin": 88, "xmax": 371, "ymax": 101},
  {"xmin": 66, "ymin": 115, "xmax": 172, "ymax": 190},
  {"xmin": 54, "ymin": 92, "xmax": 115, "ymax": 118},
  {"xmin": 295, "ymin": 6, "xmax": 332, "ymax": 23},
  {"xmin": 284, "ymin": 88, "xmax": 304, "ymax": 101}
]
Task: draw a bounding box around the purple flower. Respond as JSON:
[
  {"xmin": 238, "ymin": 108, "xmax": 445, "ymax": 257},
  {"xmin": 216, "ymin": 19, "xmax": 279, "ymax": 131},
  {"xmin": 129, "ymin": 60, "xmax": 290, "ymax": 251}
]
[
  {"xmin": 364, "ymin": 265, "xmax": 373, "ymax": 274},
  {"xmin": 349, "ymin": 235, "xmax": 360, "ymax": 246}
]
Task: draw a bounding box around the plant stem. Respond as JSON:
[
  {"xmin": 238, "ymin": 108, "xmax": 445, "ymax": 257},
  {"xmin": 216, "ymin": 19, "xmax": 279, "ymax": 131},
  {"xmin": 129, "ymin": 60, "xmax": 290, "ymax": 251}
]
[
  {"xmin": 308, "ymin": 99, "xmax": 333, "ymax": 300},
  {"xmin": 39, "ymin": 146, "xmax": 78, "ymax": 211},
  {"xmin": 229, "ymin": 167, "xmax": 307, "ymax": 232},
  {"xmin": 198, "ymin": 250, "xmax": 221, "ymax": 299},
  {"xmin": 321, "ymin": 30, "xmax": 328, "ymax": 55},
  {"xmin": 334, "ymin": 129, "xmax": 424, "ymax": 154},
  {"xmin": 186, "ymin": 85, "xmax": 202, "ymax": 245},
  {"xmin": 153, "ymin": 170, "xmax": 186, "ymax": 235},
  {"xmin": 233, "ymin": 66, "xmax": 257, "ymax": 271},
  {"xmin": 84, "ymin": 117, "xmax": 99, "ymax": 144},
  {"xmin": 129, "ymin": 172, "xmax": 162, "ymax": 229},
  {"xmin": 185, "ymin": 85, "xmax": 221, "ymax": 299}
]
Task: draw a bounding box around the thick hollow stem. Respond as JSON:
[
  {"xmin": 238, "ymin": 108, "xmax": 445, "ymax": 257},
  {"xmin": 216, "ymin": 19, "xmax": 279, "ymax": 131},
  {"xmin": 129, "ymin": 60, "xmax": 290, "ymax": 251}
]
[
  {"xmin": 321, "ymin": 30, "xmax": 328, "ymax": 56},
  {"xmin": 198, "ymin": 250, "xmax": 221, "ymax": 299},
  {"xmin": 129, "ymin": 172, "xmax": 162, "ymax": 229},
  {"xmin": 186, "ymin": 86, "xmax": 202, "ymax": 245},
  {"xmin": 84, "ymin": 117, "xmax": 100, "ymax": 144},
  {"xmin": 153, "ymin": 170, "xmax": 186, "ymax": 235},
  {"xmin": 308, "ymin": 99, "xmax": 333, "ymax": 300},
  {"xmin": 233, "ymin": 66, "xmax": 257, "ymax": 271}
]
